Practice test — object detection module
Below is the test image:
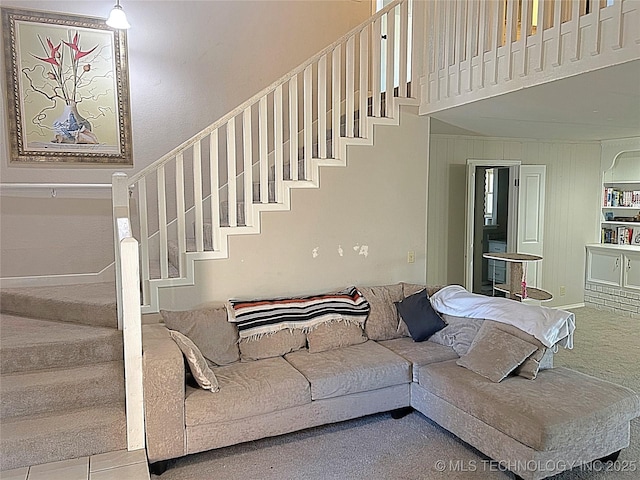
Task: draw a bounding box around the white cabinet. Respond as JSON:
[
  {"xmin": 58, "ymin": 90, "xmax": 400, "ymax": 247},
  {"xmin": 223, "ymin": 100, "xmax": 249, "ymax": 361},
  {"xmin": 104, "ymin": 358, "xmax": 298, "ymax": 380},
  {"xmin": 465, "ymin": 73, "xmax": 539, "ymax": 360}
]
[
  {"xmin": 586, "ymin": 244, "xmax": 640, "ymax": 291},
  {"xmin": 587, "ymin": 247, "xmax": 622, "ymax": 286},
  {"xmin": 623, "ymin": 250, "xmax": 640, "ymax": 292}
]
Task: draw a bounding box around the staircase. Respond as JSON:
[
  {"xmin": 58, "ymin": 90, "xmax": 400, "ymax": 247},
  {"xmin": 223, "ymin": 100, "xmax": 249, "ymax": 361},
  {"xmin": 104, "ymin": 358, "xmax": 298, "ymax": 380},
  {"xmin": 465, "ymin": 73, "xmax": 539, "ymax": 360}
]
[
  {"xmin": 112, "ymin": 0, "xmax": 420, "ymax": 313},
  {"xmin": 0, "ymin": 283, "xmax": 127, "ymax": 471}
]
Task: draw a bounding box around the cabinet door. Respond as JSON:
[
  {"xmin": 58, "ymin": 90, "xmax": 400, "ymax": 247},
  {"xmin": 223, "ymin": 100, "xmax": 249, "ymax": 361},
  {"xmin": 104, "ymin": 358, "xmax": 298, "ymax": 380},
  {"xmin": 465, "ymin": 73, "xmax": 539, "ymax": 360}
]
[
  {"xmin": 587, "ymin": 249, "xmax": 622, "ymax": 286},
  {"xmin": 623, "ymin": 252, "xmax": 640, "ymax": 292}
]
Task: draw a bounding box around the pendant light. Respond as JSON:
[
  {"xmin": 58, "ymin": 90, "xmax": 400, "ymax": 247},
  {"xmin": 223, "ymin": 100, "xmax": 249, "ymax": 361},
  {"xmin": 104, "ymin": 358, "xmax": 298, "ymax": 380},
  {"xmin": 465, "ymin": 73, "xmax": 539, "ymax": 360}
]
[{"xmin": 106, "ymin": 0, "xmax": 131, "ymax": 30}]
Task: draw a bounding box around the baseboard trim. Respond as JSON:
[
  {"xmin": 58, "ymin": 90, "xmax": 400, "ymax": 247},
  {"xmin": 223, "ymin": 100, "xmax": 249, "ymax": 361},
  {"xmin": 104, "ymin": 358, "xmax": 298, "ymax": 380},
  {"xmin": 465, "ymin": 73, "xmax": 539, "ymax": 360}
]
[
  {"xmin": 0, "ymin": 263, "xmax": 115, "ymax": 288},
  {"xmin": 555, "ymin": 302, "xmax": 586, "ymax": 310}
]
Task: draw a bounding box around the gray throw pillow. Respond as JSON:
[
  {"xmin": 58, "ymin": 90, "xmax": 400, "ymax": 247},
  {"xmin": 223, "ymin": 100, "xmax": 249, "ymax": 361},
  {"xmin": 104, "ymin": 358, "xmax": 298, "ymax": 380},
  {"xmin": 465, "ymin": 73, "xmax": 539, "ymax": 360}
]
[
  {"xmin": 169, "ymin": 330, "xmax": 220, "ymax": 392},
  {"xmin": 359, "ymin": 284, "xmax": 404, "ymax": 341},
  {"xmin": 161, "ymin": 305, "xmax": 240, "ymax": 365},
  {"xmin": 457, "ymin": 323, "xmax": 537, "ymax": 383},
  {"xmin": 429, "ymin": 314, "xmax": 484, "ymax": 356}
]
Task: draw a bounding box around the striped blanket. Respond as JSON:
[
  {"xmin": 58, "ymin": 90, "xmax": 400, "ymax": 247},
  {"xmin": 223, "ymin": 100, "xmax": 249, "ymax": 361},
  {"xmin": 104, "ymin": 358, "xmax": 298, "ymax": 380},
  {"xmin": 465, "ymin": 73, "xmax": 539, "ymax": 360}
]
[{"xmin": 227, "ymin": 287, "xmax": 370, "ymax": 340}]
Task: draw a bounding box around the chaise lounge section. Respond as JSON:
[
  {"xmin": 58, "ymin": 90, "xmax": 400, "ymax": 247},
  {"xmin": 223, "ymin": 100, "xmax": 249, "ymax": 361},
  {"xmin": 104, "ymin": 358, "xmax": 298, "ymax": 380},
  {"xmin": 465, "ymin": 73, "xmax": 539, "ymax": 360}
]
[{"xmin": 142, "ymin": 283, "xmax": 640, "ymax": 479}]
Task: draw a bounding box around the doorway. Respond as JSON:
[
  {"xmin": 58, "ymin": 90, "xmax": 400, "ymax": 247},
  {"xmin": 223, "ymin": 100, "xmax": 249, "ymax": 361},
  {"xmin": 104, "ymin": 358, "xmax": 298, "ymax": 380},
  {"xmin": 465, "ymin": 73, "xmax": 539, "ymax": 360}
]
[
  {"xmin": 465, "ymin": 159, "xmax": 520, "ymax": 295},
  {"xmin": 473, "ymin": 166, "xmax": 511, "ymax": 295}
]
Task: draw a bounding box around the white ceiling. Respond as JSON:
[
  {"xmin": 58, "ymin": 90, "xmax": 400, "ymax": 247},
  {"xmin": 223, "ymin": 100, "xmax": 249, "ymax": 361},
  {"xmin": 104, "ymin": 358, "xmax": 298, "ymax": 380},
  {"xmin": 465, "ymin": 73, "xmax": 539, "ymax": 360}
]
[{"xmin": 430, "ymin": 59, "xmax": 640, "ymax": 141}]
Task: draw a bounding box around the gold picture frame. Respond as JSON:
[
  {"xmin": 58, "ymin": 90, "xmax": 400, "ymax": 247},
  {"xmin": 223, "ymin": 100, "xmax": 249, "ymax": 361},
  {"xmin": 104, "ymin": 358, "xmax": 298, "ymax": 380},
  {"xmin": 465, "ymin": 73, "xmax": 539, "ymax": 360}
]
[{"xmin": 1, "ymin": 7, "xmax": 132, "ymax": 165}]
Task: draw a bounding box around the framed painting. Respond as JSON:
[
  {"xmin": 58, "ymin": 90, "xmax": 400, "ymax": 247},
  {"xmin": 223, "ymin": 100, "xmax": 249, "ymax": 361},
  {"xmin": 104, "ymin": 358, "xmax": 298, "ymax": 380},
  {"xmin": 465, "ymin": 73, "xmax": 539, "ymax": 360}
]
[{"xmin": 1, "ymin": 7, "xmax": 132, "ymax": 165}]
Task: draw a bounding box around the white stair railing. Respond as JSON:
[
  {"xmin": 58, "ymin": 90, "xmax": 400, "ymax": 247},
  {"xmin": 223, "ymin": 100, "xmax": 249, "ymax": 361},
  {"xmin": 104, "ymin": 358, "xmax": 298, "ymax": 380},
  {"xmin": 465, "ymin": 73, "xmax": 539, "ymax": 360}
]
[
  {"xmin": 420, "ymin": 0, "xmax": 640, "ymax": 114},
  {"xmin": 113, "ymin": 0, "xmax": 419, "ymax": 312}
]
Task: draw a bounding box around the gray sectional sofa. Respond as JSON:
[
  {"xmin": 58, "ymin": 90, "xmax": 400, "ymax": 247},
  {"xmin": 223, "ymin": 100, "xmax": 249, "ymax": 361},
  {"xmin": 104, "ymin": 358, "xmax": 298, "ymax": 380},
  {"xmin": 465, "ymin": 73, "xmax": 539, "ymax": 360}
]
[{"xmin": 142, "ymin": 283, "xmax": 640, "ymax": 480}]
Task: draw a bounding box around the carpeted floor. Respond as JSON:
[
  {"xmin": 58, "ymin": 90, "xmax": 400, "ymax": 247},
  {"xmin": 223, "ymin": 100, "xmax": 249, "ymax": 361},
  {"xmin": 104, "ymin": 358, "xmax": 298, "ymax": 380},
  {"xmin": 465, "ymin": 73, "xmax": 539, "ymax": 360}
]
[{"xmin": 152, "ymin": 307, "xmax": 640, "ymax": 480}]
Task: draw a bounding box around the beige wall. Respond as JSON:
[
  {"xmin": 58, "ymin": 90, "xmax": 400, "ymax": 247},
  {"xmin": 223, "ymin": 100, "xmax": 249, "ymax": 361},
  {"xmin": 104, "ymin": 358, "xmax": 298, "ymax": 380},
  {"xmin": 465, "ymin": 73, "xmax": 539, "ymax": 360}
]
[
  {"xmin": 427, "ymin": 134, "xmax": 602, "ymax": 308},
  {"xmin": 0, "ymin": 0, "xmax": 372, "ymax": 278},
  {"xmin": 158, "ymin": 107, "xmax": 430, "ymax": 309}
]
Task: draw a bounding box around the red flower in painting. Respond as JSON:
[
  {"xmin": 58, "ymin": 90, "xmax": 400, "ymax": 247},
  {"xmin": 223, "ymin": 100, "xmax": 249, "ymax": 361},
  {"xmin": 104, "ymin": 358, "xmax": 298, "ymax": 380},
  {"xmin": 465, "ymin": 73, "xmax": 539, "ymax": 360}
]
[
  {"xmin": 63, "ymin": 32, "xmax": 98, "ymax": 60},
  {"xmin": 32, "ymin": 37, "xmax": 61, "ymax": 66}
]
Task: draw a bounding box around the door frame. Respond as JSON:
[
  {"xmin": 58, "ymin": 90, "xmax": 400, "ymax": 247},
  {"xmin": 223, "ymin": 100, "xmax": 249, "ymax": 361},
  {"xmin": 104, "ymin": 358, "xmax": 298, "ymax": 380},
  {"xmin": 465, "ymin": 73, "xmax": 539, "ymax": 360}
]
[{"xmin": 464, "ymin": 159, "xmax": 521, "ymax": 291}]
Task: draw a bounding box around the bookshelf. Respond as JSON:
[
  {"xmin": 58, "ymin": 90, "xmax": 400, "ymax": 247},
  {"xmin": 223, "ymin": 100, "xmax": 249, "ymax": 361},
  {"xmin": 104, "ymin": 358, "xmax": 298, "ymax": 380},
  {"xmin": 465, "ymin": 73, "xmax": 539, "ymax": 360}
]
[{"xmin": 600, "ymin": 162, "xmax": 640, "ymax": 247}]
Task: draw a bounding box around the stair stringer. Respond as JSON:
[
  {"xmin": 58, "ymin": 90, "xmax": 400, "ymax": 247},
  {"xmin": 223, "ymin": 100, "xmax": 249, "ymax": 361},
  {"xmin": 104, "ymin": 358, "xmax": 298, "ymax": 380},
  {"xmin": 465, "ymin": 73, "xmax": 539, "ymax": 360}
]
[{"xmin": 142, "ymin": 97, "xmax": 420, "ymax": 314}]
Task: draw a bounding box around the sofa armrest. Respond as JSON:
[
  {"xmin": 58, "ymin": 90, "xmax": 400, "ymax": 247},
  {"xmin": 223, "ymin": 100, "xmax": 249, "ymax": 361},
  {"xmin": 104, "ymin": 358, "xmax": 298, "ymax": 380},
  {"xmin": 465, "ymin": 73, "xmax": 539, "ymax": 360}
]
[{"xmin": 142, "ymin": 324, "xmax": 186, "ymax": 463}]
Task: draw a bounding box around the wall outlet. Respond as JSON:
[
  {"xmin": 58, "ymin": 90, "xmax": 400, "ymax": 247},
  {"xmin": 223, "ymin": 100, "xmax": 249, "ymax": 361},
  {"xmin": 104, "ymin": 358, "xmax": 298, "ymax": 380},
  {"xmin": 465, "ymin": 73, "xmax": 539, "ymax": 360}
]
[
  {"xmin": 407, "ymin": 251, "xmax": 415, "ymax": 263},
  {"xmin": 559, "ymin": 286, "xmax": 566, "ymax": 296}
]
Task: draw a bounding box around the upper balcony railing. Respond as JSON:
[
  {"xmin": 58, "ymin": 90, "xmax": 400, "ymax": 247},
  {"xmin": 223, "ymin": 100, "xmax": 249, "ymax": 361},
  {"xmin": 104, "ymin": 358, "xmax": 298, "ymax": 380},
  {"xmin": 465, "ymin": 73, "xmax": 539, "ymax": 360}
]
[{"xmin": 419, "ymin": 0, "xmax": 640, "ymax": 114}]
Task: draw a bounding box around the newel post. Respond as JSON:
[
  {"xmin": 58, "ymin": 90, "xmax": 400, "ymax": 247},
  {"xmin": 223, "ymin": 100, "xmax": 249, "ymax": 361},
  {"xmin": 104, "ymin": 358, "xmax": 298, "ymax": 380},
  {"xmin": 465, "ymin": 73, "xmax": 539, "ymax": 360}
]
[{"xmin": 112, "ymin": 172, "xmax": 130, "ymax": 330}]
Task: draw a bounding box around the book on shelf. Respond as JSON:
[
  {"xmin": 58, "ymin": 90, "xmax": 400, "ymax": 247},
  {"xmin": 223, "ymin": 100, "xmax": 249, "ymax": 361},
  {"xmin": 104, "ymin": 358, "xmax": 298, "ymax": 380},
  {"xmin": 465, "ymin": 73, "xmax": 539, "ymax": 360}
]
[
  {"xmin": 603, "ymin": 187, "xmax": 640, "ymax": 208},
  {"xmin": 617, "ymin": 226, "xmax": 633, "ymax": 245}
]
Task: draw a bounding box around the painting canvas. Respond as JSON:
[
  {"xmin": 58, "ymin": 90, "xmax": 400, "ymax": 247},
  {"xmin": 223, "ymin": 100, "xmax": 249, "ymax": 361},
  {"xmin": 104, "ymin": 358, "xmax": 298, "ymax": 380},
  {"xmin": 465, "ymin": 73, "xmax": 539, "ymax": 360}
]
[{"xmin": 1, "ymin": 7, "xmax": 132, "ymax": 164}]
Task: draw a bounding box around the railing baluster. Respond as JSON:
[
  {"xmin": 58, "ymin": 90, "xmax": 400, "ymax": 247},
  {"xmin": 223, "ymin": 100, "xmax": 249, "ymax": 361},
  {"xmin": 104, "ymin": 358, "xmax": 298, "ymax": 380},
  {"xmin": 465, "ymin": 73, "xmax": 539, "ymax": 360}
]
[
  {"xmin": 259, "ymin": 96, "xmax": 269, "ymax": 200},
  {"xmin": 504, "ymin": 0, "xmax": 515, "ymax": 81},
  {"xmin": 535, "ymin": 0, "xmax": 546, "ymax": 71},
  {"xmin": 289, "ymin": 76, "xmax": 299, "ymax": 181},
  {"xmin": 466, "ymin": 0, "xmax": 477, "ymax": 91},
  {"xmin": 303, "ymin": 65, "xmax": 313, "ymax": 174},
  {"xmin": 591, "ymin": 0, "xmax": 602, "ymax": 55},
  {"xmin": 444, "ymin": 0, "xmax": 453, "ymax": 96},
  {"xmin": 332, "ymin": 45, "xmax": 341, "ymax": 156},
  {"xmin": 346, "ymin": 35, "xmax": 355, "ymax": 137},
  {"xmin": 432, "ymin": 0, "xmax": 442, "ymax": 101},
  {"xmin": 612, "ymin": 0, "xmax": 623, "ymax": 50},
  {"xmin": 399, "ymin": 0, "xmax": 408, "ymax": 97},
  {"xmin": 372, "ymin": 17, "xmax": 382, "ymax": 117},
  {"xmin": 478, "ymin": 0, "xmax": 487, "ymax": 88},
  {"xmin": 385, "ymin": 9, "xmax": 395, "ymax": 115},
  {"xmin": 227, "ymin": 119, "xmax": 237, "ymax": 227},
  {"xmin": 359, "ymin": 25, "xmax": 369, "ymax": 137},
  {"xmin": 243, "ymin": 108, "xmax": 254, "ymax": 227},
  {"xmin": 318, "ymin": 55, "xmax": 327, "ymax": 157},
  {"xmin": 552, "ymin": 0, "xmax": 562, "ymax": 66},
  {"xmin": 157, "ymin": 165, "xmax": 168, "ymax": 279},
  {"xmin": 193, "ymin": 142, "xmax": 204, "ymax": 251},
  {"xmin": 209, "ymin": 131, "xmax": 220, "ymax": 249},
  {"xmin": 138, "ymin": 178, "xmax": 150, "ymax": 302},
  {"xmin": 274, "ymin": 85, "xmax": 284, "ymax": 203},
  {"xmin": 175, "ymin": 153, "xmax": 186, "ymax": 275},
  {"xmin": 491, "ymin": 0, "xmax": 501, "ymax": 84},
  {"xmin": 520, "ymin": 0, "xmax": 531, "ymax": 76},
  {"xmin": 454, "ymin": 0, "xmax": 464, "ymax": 95},
  {"xmin": 570, "ymin": 0, "xmax": 581, "ymax": 61}
]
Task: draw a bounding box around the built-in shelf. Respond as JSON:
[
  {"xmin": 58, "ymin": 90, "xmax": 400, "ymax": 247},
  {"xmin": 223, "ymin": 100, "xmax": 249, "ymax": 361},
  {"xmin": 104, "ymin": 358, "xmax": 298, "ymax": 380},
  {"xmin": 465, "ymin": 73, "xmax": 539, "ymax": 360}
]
[{"xmin": 602, "ymin": 221, "xmax": 640, "ymax": 227}]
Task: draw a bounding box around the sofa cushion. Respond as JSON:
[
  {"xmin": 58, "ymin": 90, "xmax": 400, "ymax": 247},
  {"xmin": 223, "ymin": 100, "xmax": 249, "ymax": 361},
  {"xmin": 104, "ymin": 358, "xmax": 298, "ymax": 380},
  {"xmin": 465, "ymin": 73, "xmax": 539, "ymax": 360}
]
[
  {"xmin": 239, "ymin": 329, "xmax": 307, "ymax": 361},
  {"xmin": 401, "ymin": 283, "xmax": 445, "ymax": 298},
  {"xmin": 427, "ymin": 314, "xmax": 484, "ymax": 356},
  {"xmin": 378, "ymin": 337, "xmax": 458, "ymax": 382},
  {"xmin": 359, "ymin": 284, "xmax": 404, "ymax": 341},
  {"xmin": 418, "ymin": 360, "xmax": 640, "ymax": 451},
  {"xmin": 395, "ymin": 290, "xmax": 445, "ymax": 342},
  {"xmin": 184, "ymin": 356, "xmax": 311, "ymax": 426},
  {"xmin": 285, "ymin": 341, "xmax": 411, "ymax": 400},
  {"xmin": 456, "ymin": 324, "xmax": 537, "ymax": 383},
  {"xmin": 168, "ymin": 330, "xmax": 220, "ymax": 392},
  {"xmin": 307, "ymin": 321, "xmax": 367, "ymax": 353},
  {"xmin": 478, "ymin": 320, "xmax": 547, "ymax": 380},
  {"xmin": 161, "ymin": 305, "xmax": 239, "ymax": 365}
]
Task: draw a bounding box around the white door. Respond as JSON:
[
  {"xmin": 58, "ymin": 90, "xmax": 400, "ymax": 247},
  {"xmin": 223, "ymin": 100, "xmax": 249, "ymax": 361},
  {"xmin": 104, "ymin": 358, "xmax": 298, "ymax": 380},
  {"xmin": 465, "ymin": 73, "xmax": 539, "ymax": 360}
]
[{"xmin": 517, "ymin": 165, "xmax": 546, "ymax": 288}]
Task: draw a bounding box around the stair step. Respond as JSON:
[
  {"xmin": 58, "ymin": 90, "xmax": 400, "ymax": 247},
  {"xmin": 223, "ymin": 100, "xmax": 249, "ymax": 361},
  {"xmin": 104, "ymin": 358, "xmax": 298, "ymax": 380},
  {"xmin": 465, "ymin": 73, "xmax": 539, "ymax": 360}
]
[
  {"xmin": 1, "ymin": 361, "xmax": 125, "ymax": 420},
  {"xmin": 0, "ymin": 282, "xmax": 117, "ymax": 328},
  {"xmin": 0, "ymin": 404, "xmax": 127, "ymax": 471},
  {"xmin": 0, "ymin": 314, "xmax": 123, "ymax": 374}
]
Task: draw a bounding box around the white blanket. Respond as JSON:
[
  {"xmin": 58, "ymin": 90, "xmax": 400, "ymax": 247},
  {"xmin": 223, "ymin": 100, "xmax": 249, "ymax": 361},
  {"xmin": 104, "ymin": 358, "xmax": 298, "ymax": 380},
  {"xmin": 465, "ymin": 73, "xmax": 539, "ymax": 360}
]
[{"xmin": 430, "ymin": 285, "xmax": 575, "ymax": 349}]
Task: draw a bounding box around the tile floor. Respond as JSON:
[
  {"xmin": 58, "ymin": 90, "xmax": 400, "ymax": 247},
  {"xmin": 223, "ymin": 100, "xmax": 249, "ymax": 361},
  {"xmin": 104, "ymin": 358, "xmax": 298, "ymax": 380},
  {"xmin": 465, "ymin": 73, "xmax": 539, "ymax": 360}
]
[{"xmin": 0, "ymin": 449, "xmax": 149, "ymax": 480}]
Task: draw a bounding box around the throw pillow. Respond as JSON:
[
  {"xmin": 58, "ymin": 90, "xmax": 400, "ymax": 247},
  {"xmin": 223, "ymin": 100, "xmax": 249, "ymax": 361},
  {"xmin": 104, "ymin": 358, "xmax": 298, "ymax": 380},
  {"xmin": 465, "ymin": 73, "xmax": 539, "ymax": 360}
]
[
  {"xmin": 394, "ymin": 289, "xmax": 446, "ymax": 342},
  {"xmin": 239, "ymin": 329, "xmax": 307, "ymax": 361},
  {"xmin": 307, "ymin": 321, "xmax": 368, "ymax": 354},
  {"xmin": 359, "ymin": 284, "xmax": 404, "ymax": 341},
  {"xmin": 161, "ymin": 305, "xmax": 240, "ymax": 366},
  {"xmin": 429, "ymin": 314, "xmax": 485, "ymax": 356},
  {"xmin": 456, "ymin": 323, "xmax": 538, "ymax": 383},
  {"xmin": 480, "ymin": 320, "xmax": 548, "ymax": 380},
  {"xmin": 168, "ymin": 330, "xmax": 220, "ymax": 392}
]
